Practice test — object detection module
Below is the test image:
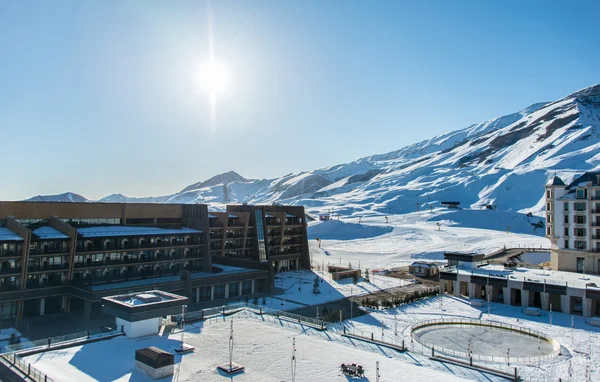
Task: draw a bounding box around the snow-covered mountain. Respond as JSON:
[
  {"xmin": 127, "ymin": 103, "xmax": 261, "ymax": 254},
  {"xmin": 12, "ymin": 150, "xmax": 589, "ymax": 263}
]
[
  {"xmin": 25, "ymin": 84, "xmax": 600, "ymax": 216},
  {"xmin": 25, "ymin": 192, "xmax": 89, "ymax": 203}
]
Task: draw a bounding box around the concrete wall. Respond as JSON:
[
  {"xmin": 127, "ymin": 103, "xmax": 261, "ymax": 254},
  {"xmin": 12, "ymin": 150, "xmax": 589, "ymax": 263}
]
[{"xmin": 116, "ymin": 317, "xmax": 160, "ymax": 338}]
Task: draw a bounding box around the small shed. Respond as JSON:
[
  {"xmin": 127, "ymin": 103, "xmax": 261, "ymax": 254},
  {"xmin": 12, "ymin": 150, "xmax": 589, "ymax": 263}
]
[
  {"xmin": 135, "ymin": 347, "xmax": 175, "ymax": 379},
  {"xmin": 408, "ymin": 262, "xmax": 439, "ymax": 277},
  {"xmin": 319, "ymin": 214, "xmax": 331, "ymax": 221}
]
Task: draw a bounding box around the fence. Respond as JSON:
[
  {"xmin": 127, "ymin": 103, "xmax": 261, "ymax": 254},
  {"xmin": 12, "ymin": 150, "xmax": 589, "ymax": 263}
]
[
  {"xmin": 2, "ymin": 325, "xmax": 118, "ymax": 354},
  {"xmin": 410, "ymin": 318, "xmax": 560, "ymax": 365},
  {"xmin": 1, "ymin": 351, "xmax": 54, "ymax": 382},
  {"xmin": 180, "ymin": 302, "xmax": 327, "ymax": 330}
]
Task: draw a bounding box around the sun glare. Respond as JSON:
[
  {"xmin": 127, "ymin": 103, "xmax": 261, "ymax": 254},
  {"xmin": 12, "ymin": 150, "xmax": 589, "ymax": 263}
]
[{"xmin": 200, "ymin": 61, "xmax": 229, "ymax": 95}]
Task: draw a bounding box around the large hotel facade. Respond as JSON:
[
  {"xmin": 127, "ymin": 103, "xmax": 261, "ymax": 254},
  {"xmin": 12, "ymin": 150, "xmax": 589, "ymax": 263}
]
[
  {"xmin": 0, "ymin": 202, "xmax": 309, "ymax": 325},
  {"xmin": 545, "ymin": 172, "xmax": 600, "ymax": 273}
]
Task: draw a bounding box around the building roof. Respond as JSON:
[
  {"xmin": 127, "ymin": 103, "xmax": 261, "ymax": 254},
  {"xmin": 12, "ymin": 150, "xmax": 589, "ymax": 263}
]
[
  {"xmin": 410, "ymin": 261, "xmax": 438, "ymax": 268},
  {"xmin": 135, "ymin": 347, "xmax": 174, "ymax": 362},
  {"xmin": 0, "ymin": 227, "xmax": 23, "ymax": 242},
  {"xmin": 548, "ymin": 176, "xmax": 566, "ymax": 186},
  {"xmin": 32, "ymin": 226, "xmax": 69, "ymax": 240},
  {"xmin": 444, "ymin": 252, "xmax": 485, "ymax": 262},
  {"xmin": 77, "ymin": 225, "xmax": 202, "ymax": 238},
  {"xmin": 566, "ymin": 172, "xmax": 600, "ymax": 190}
]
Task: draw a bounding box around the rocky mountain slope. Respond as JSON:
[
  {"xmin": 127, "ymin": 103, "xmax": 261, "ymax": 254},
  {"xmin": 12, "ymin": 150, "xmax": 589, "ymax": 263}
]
[{"xmin": 25, "ymin": 84, "xmax": 600, "ymax": 216}]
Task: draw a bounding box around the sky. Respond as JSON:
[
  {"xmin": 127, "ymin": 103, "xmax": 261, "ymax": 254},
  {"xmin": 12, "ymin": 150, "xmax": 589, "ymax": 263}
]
[{"xmin": 1, "ymin": 0, "xmax": 599, "ymax": 200}]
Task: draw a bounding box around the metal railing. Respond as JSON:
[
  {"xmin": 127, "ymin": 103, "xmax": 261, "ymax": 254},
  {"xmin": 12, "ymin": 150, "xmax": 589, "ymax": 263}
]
[
  {"xmin": 1, "ymin": 352, "xmax": 53, "ymax": 382},
  {"xmin": 2, "ymin": 325, "xmax": 118, "ymax": 354},
  {"xmin": 410, "ymin": 318, "xmax": 560, "ymax": 364}
]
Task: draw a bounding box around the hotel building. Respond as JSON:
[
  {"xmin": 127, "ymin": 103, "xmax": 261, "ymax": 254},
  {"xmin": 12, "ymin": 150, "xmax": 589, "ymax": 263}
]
[
  {"xmin": 0, "ymin": 202, "xmax": 309, "ymax": 325},
  {"xmin": 545, "ymin": 172, "xmax": 600, "ymax": 273}
]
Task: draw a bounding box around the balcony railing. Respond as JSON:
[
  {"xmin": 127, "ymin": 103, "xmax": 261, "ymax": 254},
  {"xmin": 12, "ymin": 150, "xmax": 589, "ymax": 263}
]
[
  {"xmin": 0, "ymin": 250, "xmax": 22, "ymax": 258},
  {"xmin": 27, "ymin": 264, "xmax": 69, "ymax": 273},
  {"xmin": 0, "ymin": 284, "xmax": 20, "ymax": 291},
  {"xmin": 74, "ymin": 253, "xmax": 201, "ymax": 269},
  {"xmin": 76, "ymin": 239, "xmax": 202, "ymax": 253},
  {"xmin": 26, "ymin": 280, "xmax": 68, "ymax": 289},
  {"xmin": 0, "ymin": 267, "xmax": 22, "ymax": 275},
  {"xmin": 29, "ymin": 247, "xmax": 69, "ymax": 255}
]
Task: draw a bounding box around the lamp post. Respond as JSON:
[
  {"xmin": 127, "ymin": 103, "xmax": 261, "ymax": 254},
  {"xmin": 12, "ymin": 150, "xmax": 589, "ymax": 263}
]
[{"xmin": 180, "ymin": 304, "xmax": 187, "ymax": 350}]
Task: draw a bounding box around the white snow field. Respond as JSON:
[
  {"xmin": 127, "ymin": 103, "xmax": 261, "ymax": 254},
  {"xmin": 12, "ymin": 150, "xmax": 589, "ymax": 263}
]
[
  {"xmin": 308, "ymin": 208, "xmax": 550, "ymax": 270},
  {"xmin": 25, "ymin": 314, "xmax": 479, "ymax": 382},
  {"xmin": 347, "ymin": 295, "xmax": 600, "ymax": 381}
]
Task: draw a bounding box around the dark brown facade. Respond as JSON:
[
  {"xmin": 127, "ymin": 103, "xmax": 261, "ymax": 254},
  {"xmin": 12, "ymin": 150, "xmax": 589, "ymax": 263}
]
[{"xmin": 0, "ymin": 201, "xmax": 307, "ymax": 325}]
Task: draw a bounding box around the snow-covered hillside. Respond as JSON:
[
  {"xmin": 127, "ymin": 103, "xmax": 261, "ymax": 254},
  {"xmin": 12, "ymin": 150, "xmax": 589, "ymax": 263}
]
[{"xmin": 25, "ymin": 85, "xmax": 600, "ymax": 216}]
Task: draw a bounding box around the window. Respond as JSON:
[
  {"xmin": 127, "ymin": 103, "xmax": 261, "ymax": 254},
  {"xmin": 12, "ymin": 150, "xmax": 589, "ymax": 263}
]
[
  {"xmin": 546, "ymin": 227, "xmax": 551, "ymax": 235},
  {"xmin": 575, "ymin": 215, "xmax": 586, "ymax": 224},
  {"xmin": 564, "ymin": 227, "xmax": 569, "ymax": 236},
  {"xmin": 577, "ymin": 257, "xmax": 585, "ymax": 273},
  {"xmin": 547, "ymin": 190, "xmax": 551, "ymax": 198},
  {"xmin": 576, "ymin": 241, "xmax": 586, "ymax": 250},
  {"xmin": 576, "ymin": 228, "xmax": 586, "ymax": 237},
  {"xmin": 564, "ymin": 215, "xmax": 569, "ymax": 224},
  {"xmin": 564, "ymin": 240, "xmax": 569, "ymax": 249},
  {"xmin": 575, "ymin": 203, "xmax": 586, "ymax": 211},
  {"xmin": 546, "ymin": 203, "xmax": 552, "ymax": 211},
  {"xmin": 213, "ymin": 284, "xmax": 226, "ymax": 299},
  {"xmin": 547, "ymin": 214, "xmax": 552, "ymax": 223},
  {"xmin": 576, "ymin": 189, "xmax": 586, "ymax": 199},
  {"xmin": 564, "ymin": 203, "xmax": 569, "ymax": 211}
]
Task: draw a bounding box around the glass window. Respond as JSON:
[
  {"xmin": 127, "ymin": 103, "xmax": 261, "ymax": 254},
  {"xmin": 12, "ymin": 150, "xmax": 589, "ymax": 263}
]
[
  {"xmin": 564, "ymin": 203, "xmax": 569, "ymax": 211},
  {"xmin": 577, "ymin": 257, "xmax": 585, "ymax": 272},
  {"xmin": 213, "ymin": 284, "xmax": 226, "ymax": 299},
  {"xmin": 564, "ymin": 215, "xmax": 569, "ymax": 224},
  {"xmin": 229, "ymin": 282, "xmax": 239, "ymax": 297},
  {"xmin": 576, "ymin": 189, "xmax": 585, "ymax": 199},
  {"xmin": 242, "ymin": 280, "xmax": 252, "ymax": 295}
]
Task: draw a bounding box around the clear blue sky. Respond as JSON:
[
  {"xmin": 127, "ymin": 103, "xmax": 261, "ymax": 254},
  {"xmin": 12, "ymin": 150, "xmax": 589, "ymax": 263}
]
[{"xmin": 1, "ymin": 0, "xmax": 599, "ymax": 200}]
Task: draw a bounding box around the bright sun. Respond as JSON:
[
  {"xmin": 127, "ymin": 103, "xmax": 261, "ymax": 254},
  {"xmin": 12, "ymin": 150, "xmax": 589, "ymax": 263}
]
[{"xmin": 199, "ymin": 61, "xmax": 229, "ymax": 94}]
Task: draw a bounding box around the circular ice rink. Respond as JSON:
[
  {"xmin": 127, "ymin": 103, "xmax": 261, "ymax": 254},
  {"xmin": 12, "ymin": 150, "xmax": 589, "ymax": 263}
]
[{"xmin": 413, "ymin": 322, "xmax": 558, "ymax": 359}]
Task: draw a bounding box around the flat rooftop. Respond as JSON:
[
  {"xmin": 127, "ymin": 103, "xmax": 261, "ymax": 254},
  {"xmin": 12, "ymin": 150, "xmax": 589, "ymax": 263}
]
[
  {"xmin": 24, "ymin": 316, "xmax": 468, "ymax": 382},
  {"xmin": 447, "ymin": 263, "xmax": 600, "ymax": 290},
  {"xmin": 76, "ymin": 226, "xmax": 202, "ymax": 238},
  {"xmin": 104, "ymin": 290, "xmax": 185, "ymax": 308},
  {"xmin": 32, "ymin": 226, "xmax": 69, "ymax": 240}
]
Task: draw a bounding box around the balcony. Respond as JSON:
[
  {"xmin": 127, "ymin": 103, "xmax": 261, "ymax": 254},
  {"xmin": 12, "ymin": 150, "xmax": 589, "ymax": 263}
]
[
  {"xmin": 27, "ymin": 264, "xmax": 69, "ymax": 273},
  {"xmin": 0, "ymin": 267, "xmax": 22, "ymax": 276},
  {"xmin": 76, "ymin": 239, "xmax": 202, "ymax": 253},
  {"xmin": 26, "ymin": 280, "xmax": 68, "ymax": 289},
  {"xmin": 74, "ymin": 252, "xmax": 201, "ymax": 269},
  {"xmin": 592, "ymin": 222, "xmax": 600, "ymax": 227},
  {"xmin": 0, "ymin": 250, "xmax": 22, "ymax": 258},
  {"xmin": 0, "ymin": 284, "xmax": 20, "ymax": 292},
  {"xmin": 29, "ymin": 246, "xmax": 69, "ymax": 255},
  {"xmin": 592, "ymin": 208, "xmax": 600, "ymax": 214}
]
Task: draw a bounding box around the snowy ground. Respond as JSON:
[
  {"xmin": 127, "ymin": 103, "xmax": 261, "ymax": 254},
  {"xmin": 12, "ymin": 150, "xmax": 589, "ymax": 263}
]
[
  {"xmin": 346, "ymin": 295, "xmax": 599, "ymax": 381},
  {"xmin": 25, "ymin": 314, "xmax": 478, "ymax": 382},
  {"xmin": 263, "ymin": 270, "xmax": 411, "ymax": 310},
  {"xmin": 309, "ymin": 209, "xmax": 550, "ymax": 270}
]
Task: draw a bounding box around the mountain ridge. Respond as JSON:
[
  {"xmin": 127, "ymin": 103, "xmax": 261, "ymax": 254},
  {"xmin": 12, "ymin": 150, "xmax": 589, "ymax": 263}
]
[{"xmin": 23, "ymin": 84, "xmax": 600, "ymax": 216}]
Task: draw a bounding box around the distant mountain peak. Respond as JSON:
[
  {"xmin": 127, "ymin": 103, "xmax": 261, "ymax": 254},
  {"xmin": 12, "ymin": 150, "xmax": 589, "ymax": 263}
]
[
  {"xmin": 180, "ymin": 171, "xmax": 252, "ymax": 193},
  {"xmin": 25, "ymin": 192, "xmax": 88, "ymax": 203}
]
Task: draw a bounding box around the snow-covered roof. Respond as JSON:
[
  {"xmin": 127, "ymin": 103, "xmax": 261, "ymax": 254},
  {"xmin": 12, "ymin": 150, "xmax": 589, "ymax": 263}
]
[
  {"xmin": 566, "ymin": 172, "xmax": 600, "ymax": 190},
  {"xmin": 190, "ymin": 264, "xmax": 260, "ymax": 280},
  {"xmin": 0, "ymin": 227, "xmax": 23, "ymax": 242},
  {"xmin": 32, "ymin": 226, "xmax": 69, "ymax": 240},
  {"xmin": 410, "ymin": 261, "xmax": 438, "ymax": 268},
  {"xmin": 548, "ymin": 176, "xmax": 566, "ymax": 187},
  {"xmin": 77, "ymin": 226, "xmax": 202, "ymax": 238}
]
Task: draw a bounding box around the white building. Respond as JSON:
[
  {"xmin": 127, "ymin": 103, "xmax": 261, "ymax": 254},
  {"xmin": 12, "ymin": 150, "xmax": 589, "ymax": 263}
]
[{"xmin": 545, "ymin": 172, "xmax": 600, "ymax": 273}]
